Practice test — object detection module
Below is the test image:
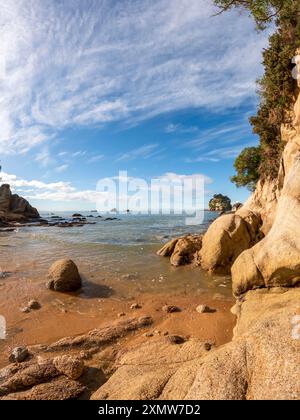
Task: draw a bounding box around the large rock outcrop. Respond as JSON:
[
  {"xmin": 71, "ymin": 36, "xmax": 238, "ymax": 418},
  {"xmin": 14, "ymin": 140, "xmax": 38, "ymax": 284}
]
[
  {"xmin": 89, "ymin": 288, "xmax": 300, "ymax": 401},
  {"xmin": 232, "ymin": 157, "xmax": 300, "ymax": 295},
  {"xmin": 186, "ymin": 288, "xmax": 300, "ymax": 400},
  {"xmin": 0, "ymin": 184, "xmax": 39, "ymax": 222},
  {"xmin": 91, "ymin": 338, "xmax": 211, "ymax": 400},
  {"xmin": 199, "ymin": 209, "xmax": 262, "ymax": 275},
  {"xmin": 231, "ymin": 72, "xmax": 300, "ymax": 296}
]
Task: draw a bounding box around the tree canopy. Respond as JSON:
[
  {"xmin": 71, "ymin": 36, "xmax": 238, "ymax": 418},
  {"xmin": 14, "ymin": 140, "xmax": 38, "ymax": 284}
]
[
  {"xmin": 231, "ymin": 147, "xmax": 261, "ymax": 191},
  {"xmin": 209, "ymin": 194, "xmax": 232, "ymax": 212},
  {"xmin": 214, "ymin": 0, "xmax": 300, "ymax": 187}
]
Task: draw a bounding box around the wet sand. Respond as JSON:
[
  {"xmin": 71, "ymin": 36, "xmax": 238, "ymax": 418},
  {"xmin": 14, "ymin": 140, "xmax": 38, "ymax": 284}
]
[{"xmin": 0, "ymin": 272, "xmax": 235, "ymax": 369}]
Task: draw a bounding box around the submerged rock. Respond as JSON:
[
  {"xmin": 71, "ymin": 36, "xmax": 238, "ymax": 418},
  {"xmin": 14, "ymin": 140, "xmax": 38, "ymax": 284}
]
[{"xmin": 46, "ymin": 259, "xmax": 82, "ymax": 293}]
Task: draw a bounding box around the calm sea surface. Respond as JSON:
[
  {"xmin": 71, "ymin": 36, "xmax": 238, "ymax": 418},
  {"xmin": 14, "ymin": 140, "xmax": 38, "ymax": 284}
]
[{"xmin": 0, "ymin": 212, "xmax": 232, "ymax": 298}]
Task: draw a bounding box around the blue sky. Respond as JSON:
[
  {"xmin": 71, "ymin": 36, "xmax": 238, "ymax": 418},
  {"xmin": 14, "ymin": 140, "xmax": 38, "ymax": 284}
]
[{"xmin": 0, "ymin": 0, "xmax": 270, "ymax": 211}]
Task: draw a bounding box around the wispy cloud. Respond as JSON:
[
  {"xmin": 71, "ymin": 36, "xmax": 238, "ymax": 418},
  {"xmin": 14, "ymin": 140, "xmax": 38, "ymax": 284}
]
[
  {"xmin": 35, "ymin": 148, "xmax": 55, "ymax": 168},
  {"xmin": 186, "ymin": 143, "xmax": 257, "ymax": 162},
  {"xmin": 165, "ymin": 123, "xmax": 198, "ymax": 134},
  {"xmin": 87, "ymin": 154, "xmax": 104, "ymax": 164},
  {"xmin": 72, "ymin": 151, "xmax": 87, "ymax": 158},
  {"xmin": 0, "ymin": 0, "xmax": 268, "ymax": 155},
  {"xmin": 116, "ymin": 144, "xmax": 160, "ymax": 162},
  {"xmin": 54, "ymin": 164, "xmax": 69, "ymax": 173}
]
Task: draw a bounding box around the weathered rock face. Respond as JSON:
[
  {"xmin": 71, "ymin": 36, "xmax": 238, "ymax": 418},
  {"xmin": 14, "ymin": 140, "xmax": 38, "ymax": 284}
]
[
  {"xmin": 232, "ymin": 158, "xmax": 300, "ymax": 295},
  {"xmin": 0, "ymin": 356, "xmax": 86, "ymax": 400},
  {"xmin": 47, "ymin": 259, "xmax": 82, "ymax": 292},
  {"xmin": 231, "ymin": 86, "xmax": 300, "ymax": 296},
  {"xmin": 186, "ymin": 289, "xmax": 300, "ymax": 400},
  {"xmin": 199, "ymin": 210, "xmax": 262, "ymax": 275},
  {"xmin": 91, "ymin": 338, "xmax": 212, "ymax": 400},
  {"xmin": 157, "ymin": 235, "xmax": 203, "ymax": 267},
  {"xmin": 0, "ymin": 184, "xmax": 40, "ymax": 221}
]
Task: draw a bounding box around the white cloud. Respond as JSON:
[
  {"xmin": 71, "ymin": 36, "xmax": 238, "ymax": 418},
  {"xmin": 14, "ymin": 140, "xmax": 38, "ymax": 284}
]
[
  {"xmin": 0, "ymin": 0, "xmax": 269, "ymax": 154},
  {"xmin": 87, "ymin": 154, "xmax": 104, "ymax": 164},
  {"xmin": 54, "ymin": 164, "xmax": 69, "ymax": 173},
  {"xmin": 35, "ymin": 148, "xmax": 56, "ymax": 168},
  {"xmin": 157, "ymin": 172, "xmax": 212, "ymax": 185},
  {"xmin": 72, "ymin": 151, "xmax": 87, "ymax": 158},
  {"xmin": 187, "ymin": 143, "xmax": 257, "ymax": 162},
  {"xmin": 0, "ymin": 171, "xmax": 213, "ymax": 207},
  {"xmin": 116, "ymin": 144, "xmax": 160, "ymax": 162},
  {"xmin": 165, "ymin": 123, "xmax": 198, "ymax": 134},
  {"xmin": 0, "ymin": 171, "xmax": 105, "ymax": 203}
]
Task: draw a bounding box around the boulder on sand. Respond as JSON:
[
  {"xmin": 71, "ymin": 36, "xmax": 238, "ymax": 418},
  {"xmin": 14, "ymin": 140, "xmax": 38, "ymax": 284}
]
[{"xmin": 46, "ymin": 259, "xmax": 82, "ymax": 292}]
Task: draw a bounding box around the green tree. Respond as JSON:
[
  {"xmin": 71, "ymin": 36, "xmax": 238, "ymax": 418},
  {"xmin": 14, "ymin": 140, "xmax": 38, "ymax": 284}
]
[
  {"xmin": 214, "ymin": 0, "xmax": 300, "ymax": 181},
  {"xmin": 231, "ymin": 147, "xmax": 261, "ymax": 191},
  {"xmin": 209, "ymin": 194, "xmax": 232, "ymax": 211}
]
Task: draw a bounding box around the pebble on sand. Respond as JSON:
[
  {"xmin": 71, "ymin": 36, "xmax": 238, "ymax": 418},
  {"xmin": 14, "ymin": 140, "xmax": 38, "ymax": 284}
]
[
  {"xmin": 196, "ymin": 304, "xmax": 216, "ymax": 314},
  {"xmin": 130, "ymin": 303, "xmax": 142, "ymax": 310},
  {"xmin": 9, "ymin": 346, "xmax": 30, "ymax": 363},
  {"xmin": 162, "ymin": 305, "xmax": 181, "ymax": 313}
]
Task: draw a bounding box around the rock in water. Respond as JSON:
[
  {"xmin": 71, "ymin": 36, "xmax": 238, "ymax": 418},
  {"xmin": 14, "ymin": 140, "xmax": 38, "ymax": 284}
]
[
  {"xmin": 157, "ymin": 235, "xmax": 203, "ymax": 267},
  {"xmin": 170, "ymin": 235, "xmax": 202, "ymax": 267},
  {"xmin": 156, "ymin": 238, "xmax": 179, "ymax": 257},
  {"xmin": 47, "ymin": 259, "xmax": 82, "ymax": 292}
]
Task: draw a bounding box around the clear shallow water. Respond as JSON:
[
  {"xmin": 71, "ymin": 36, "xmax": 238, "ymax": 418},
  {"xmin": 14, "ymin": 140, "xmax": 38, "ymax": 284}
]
[{"xmin": 0, "ymin": 212, "xmax": 232, "ymax": 298}]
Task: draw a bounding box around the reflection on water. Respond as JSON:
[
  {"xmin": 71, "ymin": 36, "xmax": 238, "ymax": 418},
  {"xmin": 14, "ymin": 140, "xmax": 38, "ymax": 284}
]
[{"xmin": 0, "ymin": 212, "xmax": 231, "ymax": 298}]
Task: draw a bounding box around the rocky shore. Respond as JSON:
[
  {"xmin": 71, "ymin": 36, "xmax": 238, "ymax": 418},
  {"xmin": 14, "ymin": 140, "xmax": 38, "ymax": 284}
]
[{"xmin": 2, "ymin": 70, "xmax": 300, "ymax": 399}]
